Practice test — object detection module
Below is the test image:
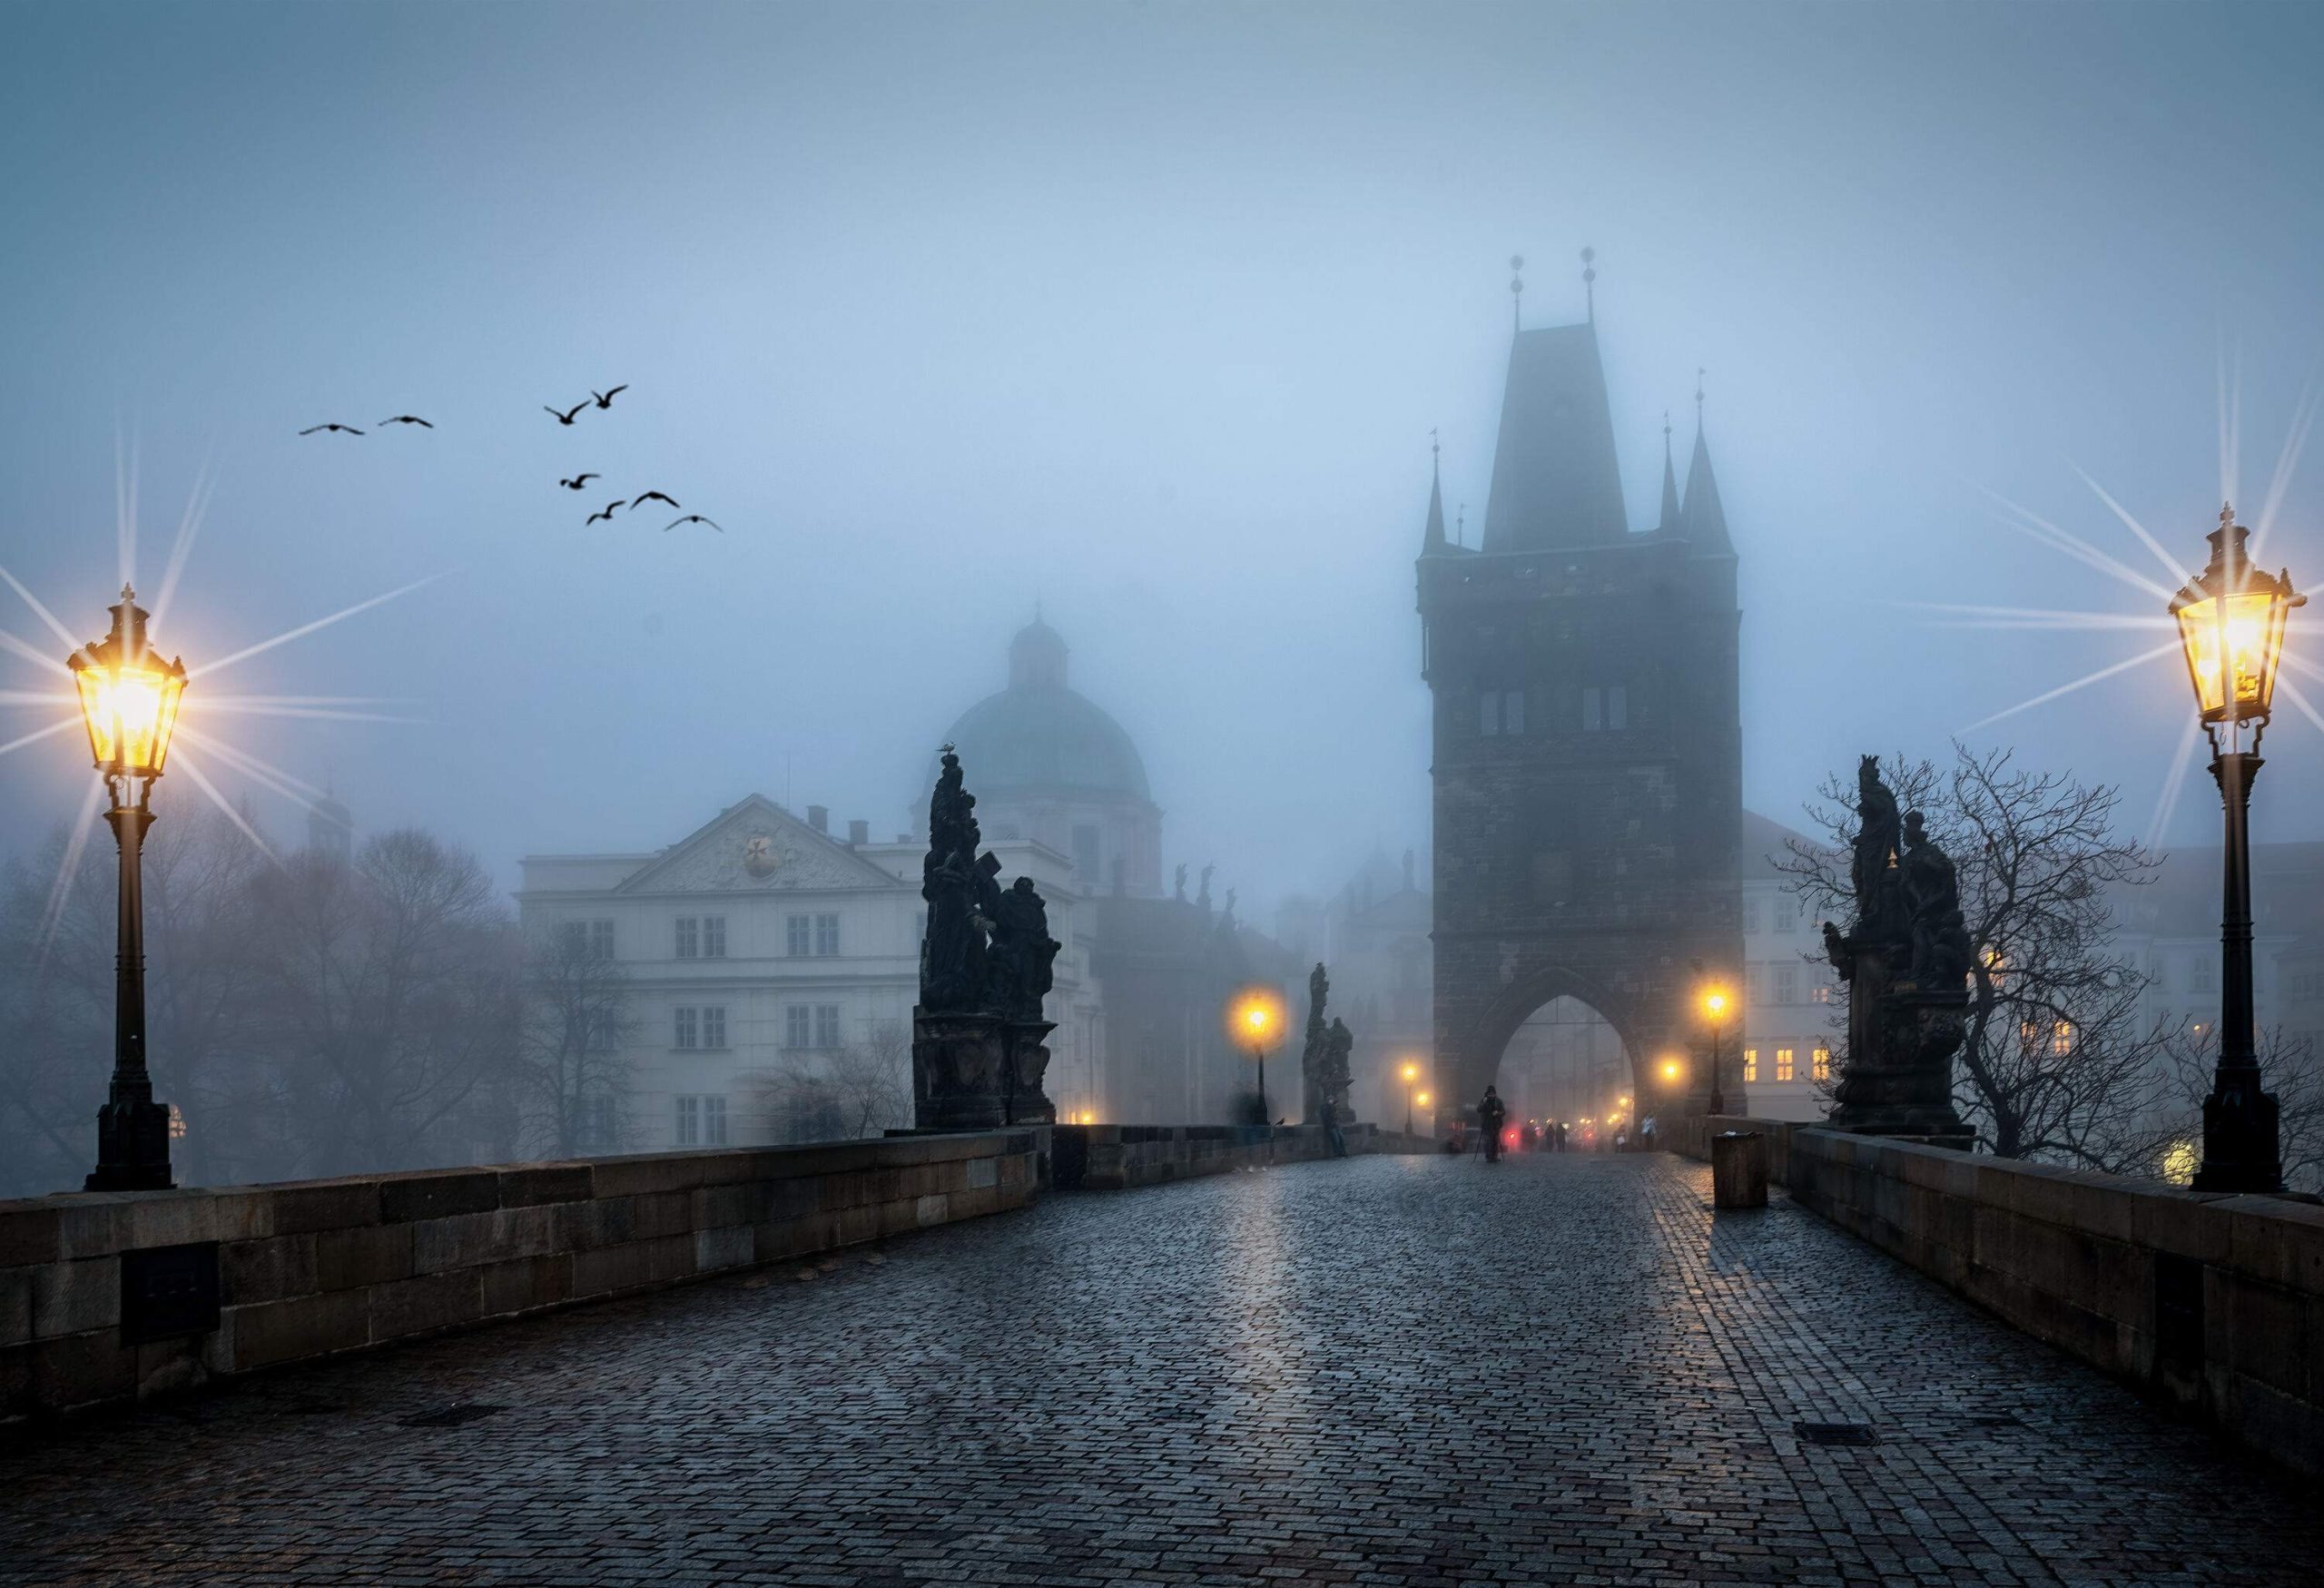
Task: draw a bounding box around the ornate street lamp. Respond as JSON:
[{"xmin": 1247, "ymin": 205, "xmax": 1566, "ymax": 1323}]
[
  {"xmin": 68, "ymin": 585, "xmax": 188, "ymax": 1191},
  {"xmin": 1229, "ymin": 988, "xmax": 1284, "ymax": 1126},
  {"xmin": 1399, "ymin": 1059, "xmax": 1422, "ymax": 1136},
  {"xmin": 1700, "ymin": 981, "xmax": 1738, "ymax": 1116},
  {"xmin": 2171, "ymin": 504, "xmax": 2303, "ymax": 1193}
]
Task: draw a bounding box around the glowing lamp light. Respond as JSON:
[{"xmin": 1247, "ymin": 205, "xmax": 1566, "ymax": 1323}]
[
  {"xmin": 1414, "ymin": 1091, "xmax": 1432, "ymax": 1109},
  {"xmin": 1401, "ymin": 1060, "xmax": 1420, "ymax": 1082},
  {"xmin": 1700, "ymin": 986, "xmax": 1731, "ymax": 1021},
  {"xmin": 1659, "ymin": 1059, "xmax": 1681, "ymax": 1082},
  {"xmin": 1228, "ymin": 988, "xmax": 1284, "ymax": 1047},
  {"xmin": 2171, "ymin": 506, "xmax": 2301, "ymax": 732},
  {"xmin": 69, "ymin": 586, "xmax": 187, "ymax": 781}
]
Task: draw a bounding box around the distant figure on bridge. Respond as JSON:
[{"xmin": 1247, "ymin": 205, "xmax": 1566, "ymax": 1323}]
[
  {"xmin": 1477, "ymin": 1087, "xmax": 1508, "ymax": 1163},
  {"xmin": 1640, "ymin": 1115, "xmax": 1658, "ymax": 1151},
  {"xmin": 1521, "ymin": 1120, "xmax": 1539, "ymax": 1152},
  {"xmin": 1555, "ymin": 1119, "xmax": 1569, "ymax": 1152}
]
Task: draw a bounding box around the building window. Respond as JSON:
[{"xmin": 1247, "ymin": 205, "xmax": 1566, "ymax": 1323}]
[
  {"xmin": 703, "ymin": 1094, "xmax": 728, "ymax": 1147},
  {"xmin": 1745, "ymin": 963, "xmax": 1764, "ymax": 1003},
  {"xmin": 1776, "ymin": 1047, "xmax": 1796, "ymax": 1081},
  {"xmin": 675, "ymin": 1095, "xmax": 701, "ymax": 1147},
  {"xmin": 592, "ymin": 920, "xmax": 614, "ymax": 959},
  {"xmin": 814, "ymin": 1003, "xmax": 842, "ymax": 1049},
  {"xmin": 702, "ymin": 1006, "xmax": 726, "ymax": 1050},
  {"xmin": 1743, "ymin": 1048, "xmax": 1758, "ymax": 1083},
  {"xmin": 1742, "ymin": 896, "xmax": 1761, "ymax": 933},
  {"xmin": 703, "ymin": 916, "xmax": 726, "ymax": 958},
  {"xmin": 1582, "ymin": 687, "xmax": 1602, "ymax": 732},
  {"xmin": 1502, "ymin": 690, "xmax": 1525, "ymax": 735},
  {"xmin": 1811, "ymin": 983, "xmax": 1832, "ymax": 1005},
  {"xmin": 784, "ymin": 1005, "xmax": 812, "ymax": 1050},
  {"xmin": 815, "ymin": 913, "xmax": 841, "ymax": 957},
  {"xmin": 2191, "ymin": 958, "xmax": 2214, "ymax": 993},
  {"xmin": 786, "ymin": 914, "xmax": 812, "ymax": 957},
  {"xmin": 561, "ymin": 919, "xmax": 615, "ymax": 959},
  {"xmin": 675, "ymin": 1006, "xmax": 699, "ymax": 1050},
  {"xmin": 1774, "ymin": 965, "xmax": 1798, "ymax": 1005},
  {"xmin": 1775, "ymin": 897, "xmax": 1797, "ymax": 930},
  {"xmin": 1071, "ymin": 824, "xmax": 1102, "ymax": 881},
  {"xmin": 1480, "ymin": 692, "xmax": 1502, "ymax": 736},
  {"xmin": 1812, "ymin": 1046, "xmax": 1831, "ymax": 1081},
  {"xmin": 675, "ymin": 917, "xmax": 699, "ymax": 959},
  {"xmin": 1605, "ymin": 685, "xmax": 1627, "ymax": 730},
  {"xmin": 2052, "ymin": 1020, "xmax": 2075, "ymax": 1057}
]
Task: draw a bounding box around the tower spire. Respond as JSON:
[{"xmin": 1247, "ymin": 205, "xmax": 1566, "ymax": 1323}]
[
  {"xmin": 1509, "ymin": 253, "xmax": 1524, "ymax": 334},
  {"xmin": 1681, "ymin": 370, "xmax": 1731, "ymax": 553},
  {"xmin": 1657, "ymin": 409, "xmax": 1681, "ymax": 533},
  {"xmin": 1581, "ymin": 246, "xmax": 1596, "ymax": 322},
  {"xmin": 1420, "ymin": 429, "xmax": 1448, "ymax": 555}
]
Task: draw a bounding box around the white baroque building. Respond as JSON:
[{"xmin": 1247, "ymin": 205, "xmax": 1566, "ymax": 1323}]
[{"xmin": 517, "ymin": 794, "xmax": 1092, "ymax": 1152}]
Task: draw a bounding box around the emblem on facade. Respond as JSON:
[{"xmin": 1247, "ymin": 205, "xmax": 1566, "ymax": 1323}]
[{"xmin": 743, "ymin": 833, "xmax": 781, "ymax": 880}]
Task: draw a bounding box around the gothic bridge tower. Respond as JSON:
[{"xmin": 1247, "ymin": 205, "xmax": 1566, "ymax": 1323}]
[{"xmin": 1416, "ymin": 313, "xmax": 1744, "ymax": 1123}]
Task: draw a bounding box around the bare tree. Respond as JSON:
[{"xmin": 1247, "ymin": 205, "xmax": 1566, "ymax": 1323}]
[
  {"xmin": 2132, "ymin": 1021, "xmax": 2324, "ymax": 1193},
  {"xmin": 516, "ymin": 922, "xmax": 639, "ymax": 1156},
  {"xmin": 749, "ymin": 1021, "xmax": 911, "ymax": 1144},
  {"xmin": 244, "ymin": 830, "xmax": 519, "ymax": 1175},
  {"xmin": 1780, "ymin": 744, "xmax": 2165, "ymax": 1167}
]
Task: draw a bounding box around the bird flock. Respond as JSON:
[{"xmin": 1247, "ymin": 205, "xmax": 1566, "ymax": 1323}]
[{"xmin": 298, "ymin": 384, "xmax": 724, "ymax": 533}]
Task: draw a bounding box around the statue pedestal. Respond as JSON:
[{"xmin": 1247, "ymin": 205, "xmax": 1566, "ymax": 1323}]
[
  {"xmin": 1827, "ymin": 942, "xmax": 1975, "ymax": 1147},
  {"xmin": 912, "ymin": 1006, "xmax": 1008, "ymax": 1131},
  {"xmin": 1003, "ymin": 1020, "xmax": 1058, "ymax": 1126}
]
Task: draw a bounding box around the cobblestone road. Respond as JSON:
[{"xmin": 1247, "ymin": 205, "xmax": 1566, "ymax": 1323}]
[{"xmin": 4, "ymin": 1151, "xmax": 2319, "ymax": 1587}]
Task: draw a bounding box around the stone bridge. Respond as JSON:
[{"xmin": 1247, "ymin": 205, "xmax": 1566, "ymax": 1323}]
[{"xmin": 3, "ymin": 1129, "xmax": 2322, "ymax": 1585}]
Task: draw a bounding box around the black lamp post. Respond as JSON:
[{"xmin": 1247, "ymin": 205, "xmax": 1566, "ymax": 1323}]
[
  {"xmin": 2171, "ymin": 506, "xmax": 2303, "ymax": 1193},
  {"xmin": 69, "ymin": 586, "xmax": 188, "ymax": 1192},
  {"xmin": 1692, "ymin": 957, "xmax": 1732, "ymax": 1118}
]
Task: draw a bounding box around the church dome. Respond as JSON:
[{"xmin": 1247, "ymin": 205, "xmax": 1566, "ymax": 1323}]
[{"xmin": 938, "ymin": 619, "xmax": 1153, "ymax": 804}]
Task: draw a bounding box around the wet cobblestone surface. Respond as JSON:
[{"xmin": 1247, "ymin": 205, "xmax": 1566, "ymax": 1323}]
[{"xmin": 4, "ymin": 1151, "xmax": 2320, "ymax": 1586}]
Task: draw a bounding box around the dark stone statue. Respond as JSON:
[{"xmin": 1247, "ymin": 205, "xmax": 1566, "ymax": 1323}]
[
  {"xmin": 1901, "ymin": 810, "xmax": 1973, "ymax": 989},
  {"xmin": 1174, "ymin": 863, "xmax": 1187, "ymax": 902},
  {"xmin": 1320, "ymin": 1017, "xmax": 1354, "ymax": 1122},
  {"xmin": 919, "ymin": 747, "xmax": 987, "ymax": 1014},
  {"xmin": 1823, "ymin": 755, "xmax": 1973, "ymax": 1148},
  {"xmin": 1196, "ymin": 863, "xmax": 1214, "ymax": 912},
  {"xmin": 985, "ymin": 875, "xmax": 1060, "ymax": 1024}
]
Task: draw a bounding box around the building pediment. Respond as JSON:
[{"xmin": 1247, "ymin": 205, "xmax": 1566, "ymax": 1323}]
[{"xmin": 617, "ymin": 795, "xmax": 903, "ymax": 895}]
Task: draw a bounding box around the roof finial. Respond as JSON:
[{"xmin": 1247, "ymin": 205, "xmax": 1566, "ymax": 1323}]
[
  {"xmin": 1430, "ymin": 426, "xmax": 1440, "ymax": 466},
  {"xmin": 1695, "ymin": 367, "xmax": 1707, "ymax": 429},
  {"xmin": 2221, "ymin": 500, "xmax": 2236, "ymax": 533},
  {"xmin": 1456, "ymin": 502, "xmax": 1467, "ymax": 547},
  {"xmin": 1581, "ymin": 246, "xmax": 1596, "ymax": 322},
  {"xmin": 1509, "ymin": 254, "xmax": 1524, "ymax": 334}
]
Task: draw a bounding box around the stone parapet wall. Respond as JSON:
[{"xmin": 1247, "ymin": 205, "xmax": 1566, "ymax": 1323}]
[
  {"xmin": 1667, "ymin": 1118, "xmax": 2324, "ymax": 1479},
  {"xmin": 1053, "ymin": 1121, "xmax": 1432, "ymax": 1190},
  {"xmin": 1, "ymin": 1129, "xmax": 1038, "ymax": 1424}
]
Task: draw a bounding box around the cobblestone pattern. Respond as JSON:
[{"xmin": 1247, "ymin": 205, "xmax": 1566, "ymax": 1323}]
[{"xmin": 4, "ymin": 1153, "xmax": 2319, "ymax": 1586}]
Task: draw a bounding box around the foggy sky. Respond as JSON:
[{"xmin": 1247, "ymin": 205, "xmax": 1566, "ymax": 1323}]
[{"xmin": 4, "ymin": 0, "xmax": 2322, "ymax": 917}]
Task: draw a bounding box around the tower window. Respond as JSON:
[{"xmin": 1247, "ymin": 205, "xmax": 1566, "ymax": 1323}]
[
  {"xmin": 1480, "ymin": 692, "xmax": 1502, "ymax": 736},
  {"xmin": 1582, "ymin": 688, "xmax": 1602, "ymax": 732},
  {"xmin": 1501, "ymin": 690, "xmax": 1525, "ymax": 735},
  {"xmin": 1606, "ymin": 686, "xmax": 1628, "ymax": 730}
]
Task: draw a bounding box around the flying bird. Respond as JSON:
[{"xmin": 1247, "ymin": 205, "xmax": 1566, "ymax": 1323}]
[
  {"xmin": 630, "ymin": 490, "xmax": 680, "ymax": 510},
  {"xmin": 559, "ymin": 473, "xmax": 600, "ymax": 490},
  {"xmin": 298, "ymin": 423, "xmax": 364, "ymax": 436},
  {"xmin": 663, "ymin": 515, "xmax": 724, "ymax": 533},
  {"xmin": 545, "ymin": 401, "xmax": 587, "ymax": 426},
  {"xmin": 377, "ymin": 415, "xmax": 434, "ymax": 429},
  {"xmin": 586, "ymin": 500, "xmax": 625, "ymax": 526},
  {"xmin": 590, "ymin": 385, "xmax": 628, "ymax": 409}
]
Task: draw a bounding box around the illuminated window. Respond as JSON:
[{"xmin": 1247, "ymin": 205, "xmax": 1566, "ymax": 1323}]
[
  {"xmin": 1776, "ymin": 1048, "xmax": 1796, "ymax": 1081},
  {"xmin": 1811, "ymin": 984, "xmax": 1832, "ymax": 1005},
  {"xmin": 1812, "ymin": 1046, "xmax": 1831, "ymax": 1081},
  {"xmin": 2052, "ymin": 1021, "xmax": 2074, "ymax": 1057},
  {"xmin": 167, "ymin": 1103, "xmax": 187, "ymax": 1140},
  {"xmin": 1743, "ymin": 1048, "xmax": 1759, "ymax": 1082}
]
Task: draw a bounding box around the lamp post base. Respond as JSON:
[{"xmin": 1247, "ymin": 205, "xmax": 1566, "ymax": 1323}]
[
  {"xmin": 86, "ymin": 1095, "xmax": 173, "ymax": 1191},
  {"xmin": 2191, "ymin": 1070, "xmax": 2282, "ymax": 1194}
]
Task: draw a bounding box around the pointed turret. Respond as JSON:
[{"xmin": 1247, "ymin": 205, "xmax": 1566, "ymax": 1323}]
[
  {"xmin": 1681, "ymin": 422, "xmax": 1731, "ymax": 553},
  {"xmin": 1421, "ymin": 439, "xmax": 1448, "ymax": 555},
  {"xmin": 1656, "ymin": 411, "xmax": 1681, "ymax": 534},
  {"xmin": 1480, "ymin": 322, "xmax": 1628, "ymax": 549}
]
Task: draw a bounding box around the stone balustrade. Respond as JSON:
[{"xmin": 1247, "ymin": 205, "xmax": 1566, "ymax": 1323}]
[
  {"xmin": 2, "ymin": 1129, "xmax": 1039, "ymax": 1424},
  {"xmin": 1669, "ymin": 1114, "xmax": 2324, "ymax": 1479}
]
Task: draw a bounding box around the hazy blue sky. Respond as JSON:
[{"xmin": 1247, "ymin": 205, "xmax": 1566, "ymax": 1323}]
[{"xmin": 4, "ymin": 0, "xmax": 2321, "ymax": 912}]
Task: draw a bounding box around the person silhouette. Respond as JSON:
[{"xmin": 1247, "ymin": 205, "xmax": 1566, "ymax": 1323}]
[{"xmin": 1478, "ymin": 1086, "xmax": 1509, "ymax": 1164}]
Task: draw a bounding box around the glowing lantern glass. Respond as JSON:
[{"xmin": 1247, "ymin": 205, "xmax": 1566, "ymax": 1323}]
[
  {"xmin": 69, "ymin": 586, "xmax": 187, "ymax": 780},
  {"xmin": 2170, "ymin": 508, "xmax": 2301, "ymax": 732},
  {"xmin": 1228, "ymin": 988, "xmax": 1283, "ymax": 1046}
]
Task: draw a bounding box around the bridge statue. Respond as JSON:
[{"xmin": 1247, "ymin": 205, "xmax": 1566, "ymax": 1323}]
[
  {"xmin": 1298, "ymin": 963, "xmax": 1354, "ymax": 1126},
  {"xmin": 912, "ymin": 747, "xmax": 1058, "ymax": 1129},
  {"xmin": 1821, "ymin": 759, "xmax": 1974, "ymax": 1146}
]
